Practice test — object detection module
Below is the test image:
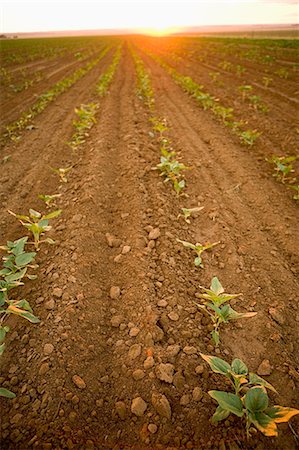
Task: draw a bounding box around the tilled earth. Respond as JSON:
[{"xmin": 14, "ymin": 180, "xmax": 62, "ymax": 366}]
[{"xmin": 0, "ymin": 39, "xmax": 298, "ymax": 450}]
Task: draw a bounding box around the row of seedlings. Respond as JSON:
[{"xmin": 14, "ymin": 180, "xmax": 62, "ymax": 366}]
[{"xmin": 130, "ymin": 47, "xmax": 299, "ymax": 441}]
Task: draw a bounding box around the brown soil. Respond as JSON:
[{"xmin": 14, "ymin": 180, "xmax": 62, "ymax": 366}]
[
  {"xmin": 0, "ymin": 39, "xmax": 298, "ymax": 450},
  {"xmin": 0, "ymin": 47, "xmax": 109, "ymax": 130}
]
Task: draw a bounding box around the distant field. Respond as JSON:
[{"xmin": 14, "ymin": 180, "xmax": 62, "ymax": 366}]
[
  {"xmin": 201, "ymin": 28, "xmax": 299, "ymax": 39},
  {"xmin": 1, "ymin": 34, "xmax": 298, "ymax": 450}
]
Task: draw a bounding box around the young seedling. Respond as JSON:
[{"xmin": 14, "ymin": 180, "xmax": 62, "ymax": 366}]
[
  {"xmin": 0, "ymin": 237, "xmax": 38, "ymax": 283},
  {"xmin": 288, "ymin": 184, "xmax": 299, "ymax": 201},
  {"xmin": 239, "ymin": 129, "xmax": 261, "ymax": 147},
  {"xmin": 262, "ymin": 76, "xmax": 273, "ymax": 87},
  {"xmin": 176, "ymin": 239, "xmax": 219, "ymax": 268},
  {"xmin": 200, "ymin": 353, "xmax": 299, "ymax": 438},
  {"xmin": 38, "ymin": 193, "xmax": 62, "ymax": 207},
  {"xmin": 235, "ymin": 65, "xmax": 246, "ymax": 77},
  {"xmin": 268, "ymin": 155, "xmax": 297, "ymax": 184},
  {"xmin": 8, "ymin": 209, "xmax": 62, "ymax": 250},
  {"xmin": 50, "ymin": 166, "xmax": 72, "ymax": 183},
  {"xmin": 238, "ymin": 85, "xmax": 253, "ymax": 101},
  {"xmin": 212, "ymin": 105, "xmax": 234, "ymax": 124},
  {"xmin": 178, "ymin": 206, "xmax": 204, "ymax": 224},
  {"xmin": 196, "ymin": 277, "xmax": 257, "ymax": 346}
]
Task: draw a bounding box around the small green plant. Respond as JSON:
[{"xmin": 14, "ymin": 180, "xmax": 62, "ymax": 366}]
[
  {"xmin": 68, "ymin": 103, "xmax": 98, "ymax": 149},
  {"xmin": 200, "ymin": 353, "xmax": 299, "ymax": 438},
  {"xmin": 274, "ymin": 68, "xmax": 289, "ymax": 79},
  {"xmin": 50, "ymin": 166, "xmax": 72, "ymax": 183},
  {"xmin": 235, "ymin": 65, "xmax": 246, "ymax": 77},
  {"xmin": 262, "ymin": 76, "xmax": 273, "ymax": 87},
  {"xmin": 178, "ymin": 206, "xmax": 204, "ymax": 223},
  {"xmin": 38, "ymin": 193, "xmax": 62, "ymax": 207},
  {"xmin": 209, "ymin": 71, "xmax": 220, "ymax": 83},
  {"xmin": 268, "ymin": 155, "xmax": 297, "ymax": 184},
  {"xmin": 238, "ymin": 85, "xmax": 253, "ymax": 101},
  {"xmin": 239, "ymin": 129, "xmax": 261, "ymax": 147},
  {"xmin": 248, "ymin": 95, "xmax": 269, "ymax": 113},
  {"xmin": 177, "ymin": 239, "xmax": 219, "ymax": 268},
  {"xmin": 212, "ymin": 105, "xmax": 234, "ymax": 124},
  {"xmin": 218, "ymin": 61, "xmax": 233, "ymax": 71},
  {"xmin": 0, "ymin": 237, "xmax": 38, "ymax": 283},
  {"xmin": 196, "ymin": 277, "xmax": 257, "ymax": 345},
  {"xmin": 288, "ymin": 184, "xmax": 299, "ymax": 201},
  {"xmin": 9, "ymin": 209, "xmax": 62, "ymax": 250},
  {"xmin": 156, "ymin": 157, "xmax": 189, "ymax": 196},
  {"xmin": 0, "ymin": 238, "xmax": 40, "ymax": 393}
]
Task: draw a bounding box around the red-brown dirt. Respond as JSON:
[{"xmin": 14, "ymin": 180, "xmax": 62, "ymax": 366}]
[{"xmin": 0, "ymin": 37, "xmax": 298, "ymax": 450}]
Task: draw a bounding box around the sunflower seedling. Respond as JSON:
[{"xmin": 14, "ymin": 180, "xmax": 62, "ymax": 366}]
[
  {"xmin": 200, "ymin": 353, "xmax": 299, "ymax": 438},
  {"xmin": 196, "ymin": 277, "xmax": 257, "ymax": 346},
  {"xmin": 8, "ymin": 209, "xmax": 62, "ymax": 250},
  {"xmin": 262, "ymin": 76, "xmax": 272, "ymax": 87},
  {"xmin": 238, "ymin": 85, "xmax": 253, "ymax": 101},
  {"xmin": 50, "ymin": 166, "xmax": 72, "ymax": 183},
  {"xmin": 288, "ymin": 184, "xmax": 299, "ymax": 201},
  {"xmin": 268, "ymin": 155, "xmax": 297, "ymax": 184},
  {"xmin": 177, "ymin": 239, "xmax": 219, "ymax": 268},
  {"xmin": 0, "ymin": 237, "xmax": 38, "ymax": 283},
  {"xmin": 239, "ymin": 129, "xmax": 261, "ymax": 147},
  {"xmin": 38, "ymin": 193, "xmax": 62, "ymax": 207},
  {"xmin": 178, "ymin": 206, "xmax": 204, "ymax": 224}
]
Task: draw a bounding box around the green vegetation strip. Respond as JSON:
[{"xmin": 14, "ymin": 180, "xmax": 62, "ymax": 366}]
[
  {"xmin": 148, "ymin": 52, "xmax": 262, "ymax": 147},
  {"xmin": 130, "ymin": 47, "xmax": 188, "ymax": 196},
  {"xmin": 68, "ymin": 46, "xmax": 122, "ymax": 150},
  {"xmin": 3, "ymin": 46, "xmax": 111, "ymax": 142}
]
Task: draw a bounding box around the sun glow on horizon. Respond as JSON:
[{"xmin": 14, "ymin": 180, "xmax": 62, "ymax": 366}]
[{"xmin": 140, "ymin": 26, "xmax": 184, "ymax": 36}]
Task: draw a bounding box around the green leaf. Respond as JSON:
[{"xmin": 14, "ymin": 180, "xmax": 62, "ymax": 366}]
[
  {"xmin": 194, "ymin": 256, "xmax": 202, "ymax": 267},
  {"xmin": 29, "ymin": 209, "xmax": 41, "ymax": 219},
  {"xmin": 7, "ymin": 304, "xmax": 40, "ymax": 323},
  {"xmin": 245, "ymin": 386, "xmax": 269, "ymax": 412},
  {"xmin": 15, "ymin": 252, "xmax": 36, "ymax": 267},
  {"xmin": 211, "ymin": 329, "xmax": 220, "ymax": 346},
  {"xmin": 176, "ymin": 239, "xmax": 196, "ymax": 250},
  {"xmin": 11, "ymin": 237, "xmax": 28, "ymax": 255},
  {"xmin": 38, "ymin": 219, "xmax": 49, "ymax": 228},
  {"xmin": 265, "ymin": 405, "xmax": 299, "ymax": 423},
  {"xmin": 212, "ymin": 405, "xmax": 230, "ymax": 423},
  {"xmin": 0, "ymin": 387, "xmax": 16, "ymax": 398},
  {"xmin": 225, "ymin": 305, "xmax": 257, "ymax": 321},
  {"xmin": 209, "ymin": 390, "xmax": 244, "ymax": 417},
  {"xmin": 231, "ymin": 359, "xmax": 248, "ymax": 375},
  {"xmin": 210, "ymin": 277, "xmax": 224, "ymax": 295},
  {"xmin": 249, "ymin": 373, "xmax": 277, "ymax": 393},
  {"xmin": 5, "ymin": 268, "xmax": 27, "ymax": 282},
  {"xmin": 0, "ymin": 326, "xmax": 8, "ymax": 343},
  {"xmin": 14, "ymin": 299, "xmax": 33, "ymax": 312},
  {"xmin": 43, "ymin": 209, "xmax": 62, "ymax": 220},
  {"xmin": 200, "ymin": 353, "xmax": 231, "ymax": 375},
  {"xmin": 248, "ymin": 411, "xmax": 278, "ymax": 437}
]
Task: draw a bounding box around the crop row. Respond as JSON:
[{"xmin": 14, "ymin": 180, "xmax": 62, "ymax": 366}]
[
  {"xmin": 0, "ymin": 45, "xmax": 123, "ymax": 399},
  {"xmin": 68, "ymin": 45, "xmax": 122, "ymax": 150},
  {"xmin": 0, "ymin": 36, "xmax": 113, "ymax": 67},
  {"xmin": 148, "ymin": 52, "xmax": 262, "ymax": 147},
  {"xmin": 130, "ymin": 46, "xmax": 299, "ymax": 439},
  {"xmin": 139, "ymin": 48, "xmax": 298, "ymax": 201},
  {"xmin": 2, "ymin": 46, "xmax": 111, "ymax": 143}
]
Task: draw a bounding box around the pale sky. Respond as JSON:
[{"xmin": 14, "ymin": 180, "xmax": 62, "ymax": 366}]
[{"xmin": 1, "ymin": 0, "xmax": 298, "ymax": 33}]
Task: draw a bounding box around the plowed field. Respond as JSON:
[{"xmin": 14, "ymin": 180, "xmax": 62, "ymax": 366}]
[{"xmin": 0, "ymin": 36, "xmax": 298, "ymax": 450}]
